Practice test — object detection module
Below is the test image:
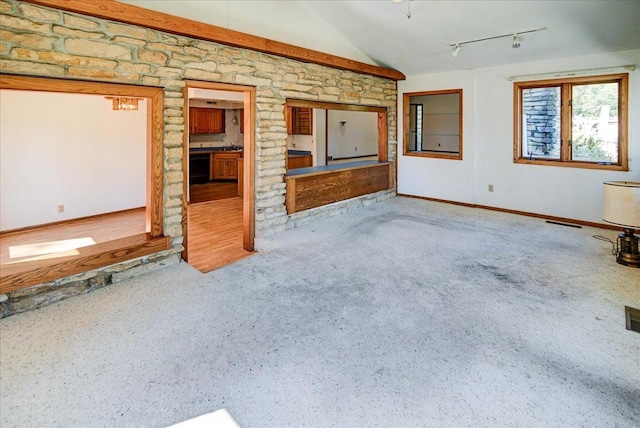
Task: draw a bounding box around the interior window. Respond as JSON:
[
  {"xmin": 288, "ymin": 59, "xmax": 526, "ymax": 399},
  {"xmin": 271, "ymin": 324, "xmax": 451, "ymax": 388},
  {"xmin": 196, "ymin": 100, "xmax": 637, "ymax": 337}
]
[{"xmin": 403, "ymin": 89, "xmax": 462, "ymax": 160}]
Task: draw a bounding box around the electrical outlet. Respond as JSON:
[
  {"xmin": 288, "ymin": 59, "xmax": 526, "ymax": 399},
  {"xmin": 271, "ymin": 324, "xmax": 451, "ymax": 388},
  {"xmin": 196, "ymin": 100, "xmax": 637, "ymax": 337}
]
[
  {"xmin": 57, "ymin": 205, "xmax": 64, "ymax": 213},
  {"xmin": 488, "ymin": 184, "xmax": 494, "ymax": 192}
]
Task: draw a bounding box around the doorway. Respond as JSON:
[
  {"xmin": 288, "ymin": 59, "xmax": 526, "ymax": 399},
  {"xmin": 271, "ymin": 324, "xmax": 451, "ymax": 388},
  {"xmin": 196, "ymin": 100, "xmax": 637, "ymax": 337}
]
[
  {"xmin": 0, "ymin": 75, "xmax": 166, "ymax": 292},
  {"xmin": 182, "ymin": 81, "xmax": 255, "ymax": 272}
]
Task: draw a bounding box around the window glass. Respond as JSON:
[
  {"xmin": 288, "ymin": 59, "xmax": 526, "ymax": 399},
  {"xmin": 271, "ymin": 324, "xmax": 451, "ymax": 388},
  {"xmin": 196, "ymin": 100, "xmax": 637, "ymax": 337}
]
[
  {"xmin": 514, "ymin": 74, "xmax": 627, "ymax": 170},
  {"xmin": 571, "ymin": 83, "xmax": 618, "ymax": 163},
  {"xmin": 521, "ymin": 87, "xmax": 560, "ymax": 159}
]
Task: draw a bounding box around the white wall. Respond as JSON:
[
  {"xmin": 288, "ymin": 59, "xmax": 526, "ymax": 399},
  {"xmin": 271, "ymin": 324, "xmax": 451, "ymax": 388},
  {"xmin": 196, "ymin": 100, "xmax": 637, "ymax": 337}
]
[
  {"xmin": 0, "ymin": 90, "xmax": 147, "ymax": 231},
  {"xmin": 398, "ymin": 50, "xmax": 640, "ymax": 224},
  {"xmin": 327, "ymin": 110, "xmax": 378, "ymax": 159}
]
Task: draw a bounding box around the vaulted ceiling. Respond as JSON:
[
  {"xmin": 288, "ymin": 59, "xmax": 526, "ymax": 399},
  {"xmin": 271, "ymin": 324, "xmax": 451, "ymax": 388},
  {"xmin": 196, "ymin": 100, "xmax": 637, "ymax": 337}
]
[{"xmin": 120, "ymin": 0, "xmax": 640, "ymax": 76}]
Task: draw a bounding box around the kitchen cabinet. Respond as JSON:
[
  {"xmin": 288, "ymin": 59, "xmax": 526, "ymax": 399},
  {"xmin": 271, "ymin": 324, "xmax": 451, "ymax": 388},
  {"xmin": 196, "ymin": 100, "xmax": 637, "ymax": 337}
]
[
  {"xmin": 239, "ymin": 109, "xmax": 244, "ymax": 134},
  {"xmin": 212, "ymin": 152, "xmax": 238, "ymax": 180},
  {"xmin": 287, "ymin": 107, "xmax": 313, "ymax": 135},
  {"xmin": 189, "ymin": 107, "xmax": 225, "ymax": 134},
  {"xmin": 287, "ymin": 154, "xmax": 313, "ymax": 169}
]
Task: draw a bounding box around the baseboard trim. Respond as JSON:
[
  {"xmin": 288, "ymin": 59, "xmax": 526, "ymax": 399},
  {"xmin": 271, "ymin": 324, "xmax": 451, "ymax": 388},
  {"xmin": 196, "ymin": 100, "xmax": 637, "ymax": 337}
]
[{"xmin": 397, "ymin": 194, "xmax": 618, "ymax": 231}]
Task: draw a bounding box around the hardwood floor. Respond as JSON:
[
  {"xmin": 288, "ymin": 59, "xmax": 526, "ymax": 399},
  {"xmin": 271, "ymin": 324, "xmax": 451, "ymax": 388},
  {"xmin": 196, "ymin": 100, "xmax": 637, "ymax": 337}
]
[
  {"xmin": 190, "ymin": 181, "xmax": 239, "ymax": 203},
  {"xmin": 1, "ymin": 208, "xmax": 146, "ymax": 266},
  {"xmin": 187, "ymin": 197, "xmax": 252, "ymax": 273},
  {"xmin": 1, "ymin": 194, "xmax": 250, "ymax": 286}
]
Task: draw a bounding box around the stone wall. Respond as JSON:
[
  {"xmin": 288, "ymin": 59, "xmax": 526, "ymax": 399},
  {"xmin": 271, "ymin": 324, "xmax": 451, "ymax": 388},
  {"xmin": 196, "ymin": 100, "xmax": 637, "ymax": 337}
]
[
  {"xmin": 522, "ymin": 87, "xmax": 560, "ymax": 156},
  {"xmin": 0, "ymin": 0, "xmax": 398, "ymax": 316}
]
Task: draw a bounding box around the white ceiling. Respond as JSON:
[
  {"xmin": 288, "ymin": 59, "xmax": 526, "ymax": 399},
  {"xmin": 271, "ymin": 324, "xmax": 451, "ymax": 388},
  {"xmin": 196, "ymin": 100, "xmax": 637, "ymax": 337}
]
[{"xmin": 120, "ymin": 0, "xmax": 640, "ymax": 77}]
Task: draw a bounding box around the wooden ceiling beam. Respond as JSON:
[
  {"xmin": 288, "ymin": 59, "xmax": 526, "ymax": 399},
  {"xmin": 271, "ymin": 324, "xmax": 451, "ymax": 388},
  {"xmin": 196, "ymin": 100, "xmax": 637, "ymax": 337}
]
[{"xmin": 23, "ymin": 0, "xmax": 406, "ymax": 81}]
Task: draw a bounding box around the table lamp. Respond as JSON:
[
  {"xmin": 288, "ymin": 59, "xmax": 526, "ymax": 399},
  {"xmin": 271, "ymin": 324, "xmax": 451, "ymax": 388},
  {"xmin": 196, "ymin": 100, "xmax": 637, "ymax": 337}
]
[{"xmin": 603, "ymin": 181, "xmax": 640, "ymax": 268}]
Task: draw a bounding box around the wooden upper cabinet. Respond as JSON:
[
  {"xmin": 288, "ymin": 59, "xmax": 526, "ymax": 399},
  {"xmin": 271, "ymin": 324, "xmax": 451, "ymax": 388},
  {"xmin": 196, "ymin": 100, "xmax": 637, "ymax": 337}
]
[
  {"xmin": 239, "ymin": 109, "xmax": 244, "ymax": 134},
  {"xmin": 287, "ymin": 106, "xmax": 313, "ymax": 135},
  {"xmin": 189, "ymin": 107, "xmax": 225, "ymax": 134}
]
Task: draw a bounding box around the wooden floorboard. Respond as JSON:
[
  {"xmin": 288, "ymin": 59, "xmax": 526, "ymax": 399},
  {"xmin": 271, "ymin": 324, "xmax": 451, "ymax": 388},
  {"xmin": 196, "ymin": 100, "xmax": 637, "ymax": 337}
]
[
  {"xmin": 0, "ymin": 209, "xmax": 146, "ymax": 266},
  {"xmin": 0, "ymin": 209, "xmax": 166, "ymax": 293},
  {"xmin": 190, "ymin": 181, "xmax": 239, "ymax": 204},
  {"xmin": 187, "ymin": 197, "xmax": 252, "ymax": 272}
]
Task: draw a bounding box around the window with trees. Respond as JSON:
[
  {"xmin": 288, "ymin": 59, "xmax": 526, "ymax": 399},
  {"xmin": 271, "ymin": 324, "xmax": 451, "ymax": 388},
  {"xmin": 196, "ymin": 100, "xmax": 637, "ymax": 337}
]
[{"xmin": 514, "ymin": 74, "xmax": 628, "ymax": 170}]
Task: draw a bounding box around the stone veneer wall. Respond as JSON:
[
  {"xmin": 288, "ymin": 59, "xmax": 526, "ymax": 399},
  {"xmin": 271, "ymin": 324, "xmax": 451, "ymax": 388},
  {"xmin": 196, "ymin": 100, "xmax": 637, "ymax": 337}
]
[{"xmin": 0, "ymin": 0, "xmax": 398, "ymax": 317}]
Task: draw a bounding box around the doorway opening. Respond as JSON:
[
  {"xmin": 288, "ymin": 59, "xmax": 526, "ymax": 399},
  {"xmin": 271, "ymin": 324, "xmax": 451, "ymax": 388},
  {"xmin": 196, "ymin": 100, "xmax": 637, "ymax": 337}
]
[
  {"xmin": 182, "ymin": 81, "xmax": 255, "ymax": 272},
  {"xmin": 0, "ymin": 75, "xmax": 167, "ymax": 293}
]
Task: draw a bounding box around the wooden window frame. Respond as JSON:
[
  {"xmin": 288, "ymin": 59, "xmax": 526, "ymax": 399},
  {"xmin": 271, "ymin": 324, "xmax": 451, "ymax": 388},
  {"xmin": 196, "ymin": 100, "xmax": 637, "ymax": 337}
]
[
  {"xmin": 0, "ymin": 74, "xmax": 166, "ymax": 293},
  {"xmin": 285, "ymin": 99, "xmax": 389, "ymax": 163},
  {"xmin": 513, "ymin": 73, "xmax": 628, "ymax": 171},
  {"xmin": 403, "ymin": 89, "xmax": 463, "ymax": 161}
]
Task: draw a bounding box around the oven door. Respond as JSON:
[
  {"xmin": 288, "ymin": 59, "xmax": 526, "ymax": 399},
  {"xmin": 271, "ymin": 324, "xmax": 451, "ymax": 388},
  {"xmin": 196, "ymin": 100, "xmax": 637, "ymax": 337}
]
[{"xmin": 189, "ymin": 154, "xmax": 210, "ymax": 185}]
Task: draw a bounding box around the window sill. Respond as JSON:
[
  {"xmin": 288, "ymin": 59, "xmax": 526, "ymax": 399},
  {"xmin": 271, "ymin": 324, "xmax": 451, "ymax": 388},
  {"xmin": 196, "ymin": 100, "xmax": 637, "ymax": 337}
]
[
  {"xmin": 0, "ymin": 233, "xmax": 170, "ymax": 294},
  {"xmin": 404, "ymin": 151, "xmax": 462, "ymax": 161},
  {"xmin": 514, "ymin": 157, "xmax": 627, "ymax": 171}
]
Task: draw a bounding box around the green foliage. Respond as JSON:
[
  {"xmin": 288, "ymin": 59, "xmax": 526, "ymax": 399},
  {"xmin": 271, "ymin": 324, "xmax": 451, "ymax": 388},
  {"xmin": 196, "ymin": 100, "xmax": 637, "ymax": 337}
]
[
  {"xmin": 572, "ymin": 127, "xmax": 613, "ymax": 162},
  {"xmin": 572, "ymin": 83, "xmax": 618, "ymax": 118}
]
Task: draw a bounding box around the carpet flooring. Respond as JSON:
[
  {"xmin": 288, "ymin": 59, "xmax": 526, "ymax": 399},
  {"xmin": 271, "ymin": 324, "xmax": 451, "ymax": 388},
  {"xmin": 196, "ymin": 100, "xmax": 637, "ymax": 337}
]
[{"xmin": 1, "ymin": 197, "xmax": 639, "ymax": 427}]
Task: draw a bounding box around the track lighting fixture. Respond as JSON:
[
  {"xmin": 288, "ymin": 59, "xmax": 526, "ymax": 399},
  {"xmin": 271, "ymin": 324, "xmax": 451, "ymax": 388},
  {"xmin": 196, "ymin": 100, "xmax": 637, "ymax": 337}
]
[
  {"xmin": 512, "ymin": 33, "xmax": 521, "ymax": 49},
  {"xmin": 450, "ymin": 26, "xmax": 546, "ymax": 57}
]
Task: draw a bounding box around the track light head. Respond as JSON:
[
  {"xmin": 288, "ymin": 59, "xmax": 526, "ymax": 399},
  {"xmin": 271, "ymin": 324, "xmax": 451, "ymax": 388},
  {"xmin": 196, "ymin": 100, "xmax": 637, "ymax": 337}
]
[
  {"xmin": 452, "ymin": 44, "xmax": 461, "ymax": 57},
  {"xmin": 512, "ymin": 33, "xmax": 521, "ymax": 49}
]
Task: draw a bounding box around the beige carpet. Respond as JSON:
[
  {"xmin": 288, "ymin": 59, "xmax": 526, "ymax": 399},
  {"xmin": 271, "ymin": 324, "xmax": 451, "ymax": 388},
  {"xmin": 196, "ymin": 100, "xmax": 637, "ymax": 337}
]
[{"xmin": 1, "ymin": 197, "xmax": 639, "ymax": 427}]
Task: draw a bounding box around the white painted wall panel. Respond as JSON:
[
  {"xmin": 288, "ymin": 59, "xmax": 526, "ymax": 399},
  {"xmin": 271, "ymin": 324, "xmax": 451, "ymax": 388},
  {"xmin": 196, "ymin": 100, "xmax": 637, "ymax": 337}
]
[
  {"xmin": 327, "ymin": 110, "xmax": 378, "ymax": 159},
  {"xmin": 398, "ymin": 69, "xmax": 476, "ymax": 204},
  {"xmin": 398, "ymin": 50, "xmax": 640, "ymax": 224}
]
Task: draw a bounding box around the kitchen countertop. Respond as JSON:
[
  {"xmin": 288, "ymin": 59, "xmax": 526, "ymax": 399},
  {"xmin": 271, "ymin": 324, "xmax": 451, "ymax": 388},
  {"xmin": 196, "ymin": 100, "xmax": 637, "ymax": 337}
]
[
  {"xmin": 288, "ymin": 149, "xmax": 312, "ymax": 157},
  {"xmin": 189, "ymin": 147, "xmax": 243, "ymax": 153},
  {"xmin": 286, "ymin": 160, "xmax": 381, "ymax": 177}
]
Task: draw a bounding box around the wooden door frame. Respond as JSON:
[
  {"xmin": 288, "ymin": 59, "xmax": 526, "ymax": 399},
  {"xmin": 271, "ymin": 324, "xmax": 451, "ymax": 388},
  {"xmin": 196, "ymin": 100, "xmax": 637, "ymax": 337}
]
[
  {"xmin": 0, "ymin": 74, "xmax": 167, "ymax": 292},
  {"xmin": 182, "ymin": 80, "xmax": 256, "ymax": 261}
]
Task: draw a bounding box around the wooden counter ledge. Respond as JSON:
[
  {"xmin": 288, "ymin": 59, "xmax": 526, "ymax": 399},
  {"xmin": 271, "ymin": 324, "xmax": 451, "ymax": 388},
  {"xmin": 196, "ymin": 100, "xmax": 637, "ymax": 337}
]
[{"xmin": 285, "ymin": 161, "xmax": 392, "ymax": 214}]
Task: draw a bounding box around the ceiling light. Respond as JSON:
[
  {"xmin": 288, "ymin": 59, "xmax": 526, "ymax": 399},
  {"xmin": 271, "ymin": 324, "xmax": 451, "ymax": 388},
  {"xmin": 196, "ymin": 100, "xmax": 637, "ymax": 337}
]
[
  {"xmin": 512, "ymin": 33, "xmax": 521, "ymax": 49},
  {"xmin": 392, "ymin": 0, "xmax": 413, "ymax": 19},
  {"xmin": 449, "ymin": 26, "xmax": 546, "ymax": 55},
  {"xmin": 105, "ymin": 96, "xmax": 142, "ymax": 111}
]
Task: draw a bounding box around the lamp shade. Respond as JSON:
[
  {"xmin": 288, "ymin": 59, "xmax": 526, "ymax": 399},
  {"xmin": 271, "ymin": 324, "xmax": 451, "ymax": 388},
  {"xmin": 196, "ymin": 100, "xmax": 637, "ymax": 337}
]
[{"xmin": 603, "ymin": 181, "xmax": 640, "ymax": 228}]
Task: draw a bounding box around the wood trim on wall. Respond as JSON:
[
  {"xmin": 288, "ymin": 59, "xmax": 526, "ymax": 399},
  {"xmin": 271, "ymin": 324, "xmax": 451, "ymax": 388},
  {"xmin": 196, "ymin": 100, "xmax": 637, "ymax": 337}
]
[
  {"xmin": 23, "ymin": 0, "xmax": 405, "ymax": 81},
  {"xmin": 397, "ymin": 194, "xmax": 619, "ymax": 231},
  {"xmin": 183, "ymin": 80, "xmax": 255, "ymax": 253}
]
